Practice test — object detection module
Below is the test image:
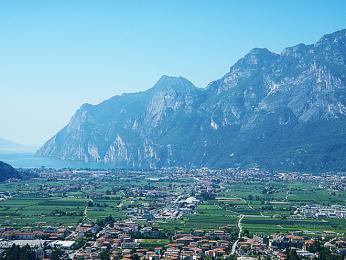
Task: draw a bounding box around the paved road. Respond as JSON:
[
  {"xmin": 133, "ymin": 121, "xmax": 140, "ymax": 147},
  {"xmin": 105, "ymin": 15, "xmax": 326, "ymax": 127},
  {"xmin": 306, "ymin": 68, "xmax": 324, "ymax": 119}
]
[
  {"xmin": 83, "ymin": 206, "xmax": 88, "ymax": 221},
  {"xmin": 324, "ymin": 237, "xmax": 337, "ymax": 247},
  {"xmin": 231, "ymin": 214, "xmax": 244, "ymax": 255}
]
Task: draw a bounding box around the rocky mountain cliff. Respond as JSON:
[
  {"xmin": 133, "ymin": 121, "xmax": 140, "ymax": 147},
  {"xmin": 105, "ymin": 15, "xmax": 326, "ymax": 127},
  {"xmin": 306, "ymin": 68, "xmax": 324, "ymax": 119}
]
[{"xmin": 37, "ymin": 29, "xmax": 346, "ymax": 171}]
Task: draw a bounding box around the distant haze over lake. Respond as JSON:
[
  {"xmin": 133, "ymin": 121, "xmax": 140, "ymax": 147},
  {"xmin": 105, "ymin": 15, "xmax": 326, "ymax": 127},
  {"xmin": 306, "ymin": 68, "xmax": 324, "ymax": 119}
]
[{"xmin": 0, "ymin": 152, "xmax": 110, "ymax": 169}]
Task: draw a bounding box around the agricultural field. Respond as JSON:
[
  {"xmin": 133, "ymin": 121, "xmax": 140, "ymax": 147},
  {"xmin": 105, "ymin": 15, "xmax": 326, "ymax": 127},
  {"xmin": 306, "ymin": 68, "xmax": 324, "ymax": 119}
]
[
  {"xmin": 157, "ymin": 203, "xmax": 238, "ymax": 232},
  {"xmin": 0, "ymin": 170, "xmax": 199, "ymax": 229},
  {"xmin": 136, "ymin": 239, "xmax": 170, "ymax": 249},
  {"xmin": 0, "ymin": 168, "xmax": 345, "ymax": 241},
  {"xmin": 242, "ymin": 215, "xmax": 346, "ymax": 235},
  {"xmin": 0, "ymin": 196, "xmax": 86, "ymax": 227}
]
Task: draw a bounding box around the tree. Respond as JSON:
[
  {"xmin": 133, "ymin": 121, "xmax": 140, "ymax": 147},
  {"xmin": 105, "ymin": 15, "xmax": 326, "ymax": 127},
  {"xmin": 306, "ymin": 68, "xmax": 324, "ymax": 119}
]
[
  {"xmin": 132, "ymin": 254, "xmax": 140, "ymax": 260},
  {"xmin": 100, "ymin": 249, "xmax": 110, "ymax": 260},
  {"xmin": 200, "ymin": 191, "xmax": 216, "ymax": 200},
  {"xmin": 105, "ymin": 215, "xmax": 114, "ymax": 223},
  {"xmin": 243, "ymin": 229, "xmax": 250, "ymax": 237},
  {"xmin": 307, "ymin": 240, "xmax": 321, "ymax": 253},
  {"xmin": 1, "ymin": 244, "xmax": 36, "ymax": 260},
  {"xmin": 51, "ymin": 247, "xmax": 64, "ymax": 260},
  {"xmin": 286, "ymin": 248, "xmax": 298, "ymax": 260},
  {"xmin": 319, "ymin": 247, "xmax": 342, "ymax": 260}
]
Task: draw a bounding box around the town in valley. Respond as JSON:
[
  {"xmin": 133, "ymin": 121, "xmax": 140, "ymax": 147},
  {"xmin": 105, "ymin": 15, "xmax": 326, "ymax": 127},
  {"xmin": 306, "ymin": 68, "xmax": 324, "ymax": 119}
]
[{"xmin": 0, "ymin": 167, "xmax": 345, "ymax": 259}]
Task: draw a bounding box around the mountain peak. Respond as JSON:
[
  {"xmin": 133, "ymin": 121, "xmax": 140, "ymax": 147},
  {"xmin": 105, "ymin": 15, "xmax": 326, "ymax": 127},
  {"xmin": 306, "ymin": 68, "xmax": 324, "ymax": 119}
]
[
  {"xmin": 248, "ymin": 47, "xmax": 274, "ymax": 55},
  {"xmin": 281, "ymin": 43, "xmax": 308, "ymax": 57},
  {"xmin": 80, "ymin": 103, "xmax": 93, "ymax": 110},
  {"xmin": 233, "ymin": 47, "xmax": 279, "ymax": 69},
  {"xmin": 314, "ymin": 28, "xmax": 346, "ymax": 50},
  {"xmin": 151, "ymin": 75, "xmax": 197, "ymax": 93}
]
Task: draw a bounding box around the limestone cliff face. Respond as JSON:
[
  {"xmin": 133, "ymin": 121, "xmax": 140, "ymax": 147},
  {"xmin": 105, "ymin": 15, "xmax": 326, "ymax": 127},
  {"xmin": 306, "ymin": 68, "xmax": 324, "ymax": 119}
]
[{"xmin": 38, "ymin": 29, "xmax": 346, "ymax": 171}]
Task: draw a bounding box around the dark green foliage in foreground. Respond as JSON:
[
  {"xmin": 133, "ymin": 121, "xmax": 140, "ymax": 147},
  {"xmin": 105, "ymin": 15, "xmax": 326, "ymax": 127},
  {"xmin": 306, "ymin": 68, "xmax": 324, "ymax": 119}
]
[
  {"xmin": 286, "ymin": 248, "xmax": 298, "ymax": 260},
  {"xmin": 0, "ymin": 244, "xmax": 35, "ymax": 260},
  {"xmin": 100, "ymin": 249, "xmax": 110, "ymax": 260},
  {"xmin": 50, "ymin": 248, "xmax": 64, "ymax": 260},
  {"xmin": 96, "ymin": 215, "xmax": 115, "ymax": 227},
  {"xmin": 319, "ymin": 247, "xmax": 343, "ymax": 260}
]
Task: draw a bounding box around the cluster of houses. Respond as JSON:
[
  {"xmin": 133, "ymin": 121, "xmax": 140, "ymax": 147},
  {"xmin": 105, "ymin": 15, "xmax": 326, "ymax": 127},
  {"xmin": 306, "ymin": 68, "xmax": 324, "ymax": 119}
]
[
  {"xmin": 0, "ymin": 220, "xmax": 234, "ymax": 259},
  {"xmin": 0, "ymin": 192, "xmax": 12, "ymax": 202},
  {"xmin": 74, "ymin": 222, "xmax": 233, "ymax": 260},
  {"xmin": 298, "ymin": 204, "xmax": 346, "ymax": 218},
  {"xmin": 233, "ymin": 232, "xmax": 346, "ymax": 259},
  {"xmin": 2, "ymin": 220, "xmax": 345, "ymax": 260},
  {"xmin": 0, "ymin": 226, "xmax": 67, "ymax": 240},
  {"xmin": 124, "ymin": 193, "xmax": 200, "ymax": 221}
]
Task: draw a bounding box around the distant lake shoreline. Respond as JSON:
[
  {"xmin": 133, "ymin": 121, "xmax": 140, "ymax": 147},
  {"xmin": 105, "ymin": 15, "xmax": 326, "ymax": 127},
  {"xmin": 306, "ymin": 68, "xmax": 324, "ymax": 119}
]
[{"xmin": 0, "ymin": 152, "xmax": 111, "ymax": 169}]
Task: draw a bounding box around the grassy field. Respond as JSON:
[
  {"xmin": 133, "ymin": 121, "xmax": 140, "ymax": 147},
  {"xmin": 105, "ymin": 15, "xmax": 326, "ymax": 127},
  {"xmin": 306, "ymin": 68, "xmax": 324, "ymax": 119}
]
[
  {"xmin": 242, "ymin": 215, "xmax": 346, "ymax": 234},
  {"xmin": 157, "ymin": 203, "xmax": 238, "ymax": 231},
  {"xmin": 0, "ymin": 196, "xmax": 86, "ymax": 226},
  {"xmin": 137, "ymin": 239, "xmax": 170, "ymax": 249}
]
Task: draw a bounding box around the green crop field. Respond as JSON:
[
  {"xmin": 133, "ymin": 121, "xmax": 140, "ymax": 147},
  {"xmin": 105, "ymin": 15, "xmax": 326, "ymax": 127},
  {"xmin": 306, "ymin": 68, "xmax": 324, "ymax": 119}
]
[
  {"xmin": 157, "ymin": 203, "xmax": 238, "ymax": 231},
  {"xmin": 242, "ymin": 215, "xmax": 346, "ymax": 234},
  {"xmin": 138, "ymin": 239, "xmax": 170, "ymax": 249},
  {"xmin": 0, "ymin": 196, "xmax": 88, "ymax": 227}
]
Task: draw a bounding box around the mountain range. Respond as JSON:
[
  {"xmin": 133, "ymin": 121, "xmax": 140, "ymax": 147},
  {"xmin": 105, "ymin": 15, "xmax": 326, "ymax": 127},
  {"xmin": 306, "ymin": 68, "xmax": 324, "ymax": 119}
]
[
  {"xmin": 37, "ymin": 29, "xmax": 346, "ymax": 172},
  {"xmin": 0, "ymin": 138, "xmax": 36, "ymax": 153}
]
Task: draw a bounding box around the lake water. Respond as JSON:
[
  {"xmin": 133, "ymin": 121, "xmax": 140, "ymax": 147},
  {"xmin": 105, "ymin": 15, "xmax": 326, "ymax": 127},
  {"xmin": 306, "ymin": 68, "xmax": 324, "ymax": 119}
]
[{"xmin": 0, "ymin": 152, "xmax": 111, "ymax": 169}]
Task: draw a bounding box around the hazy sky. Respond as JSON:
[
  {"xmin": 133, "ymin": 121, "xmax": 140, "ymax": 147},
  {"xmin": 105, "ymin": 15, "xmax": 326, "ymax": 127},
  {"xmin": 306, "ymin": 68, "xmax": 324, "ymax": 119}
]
[{"xmin": 1, "ymin": 0, "xmax": 346, "ymax": 145}]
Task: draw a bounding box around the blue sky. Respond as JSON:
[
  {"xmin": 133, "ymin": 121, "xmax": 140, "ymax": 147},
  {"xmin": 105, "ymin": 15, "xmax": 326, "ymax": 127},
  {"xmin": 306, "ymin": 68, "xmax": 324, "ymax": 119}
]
[{"xmin": 1, "ymin": 0, "xmax": 346, "ymax": 145}]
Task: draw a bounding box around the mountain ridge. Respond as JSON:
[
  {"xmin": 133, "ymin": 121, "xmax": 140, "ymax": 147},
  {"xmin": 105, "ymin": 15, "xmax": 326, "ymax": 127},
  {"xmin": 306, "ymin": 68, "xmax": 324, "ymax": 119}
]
[
  {"xmin": 37, "ymin": 29, "xmax": 346, "ymax": 172},
  {"xmin": 0, "ymin": 161, "xmax": 20, "ymax": 182},
  {"xmin": 0, "ymin": 138, "xmax": 36, "ymax": 153}
]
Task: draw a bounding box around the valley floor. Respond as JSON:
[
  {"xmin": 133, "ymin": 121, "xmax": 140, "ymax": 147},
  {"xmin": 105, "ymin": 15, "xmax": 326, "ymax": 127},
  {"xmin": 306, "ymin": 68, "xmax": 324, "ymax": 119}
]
[{"xmin": 0, "ymin": 168, "xmax": 345, "ymax": 259}]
